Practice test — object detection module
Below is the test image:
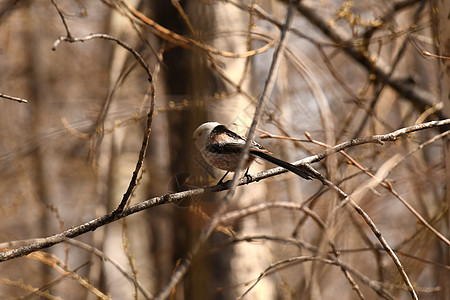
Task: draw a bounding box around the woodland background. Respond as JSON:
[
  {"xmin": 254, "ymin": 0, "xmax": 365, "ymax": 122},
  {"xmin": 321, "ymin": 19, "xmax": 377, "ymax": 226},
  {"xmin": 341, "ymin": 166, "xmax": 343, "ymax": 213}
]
[{"xmin": 0, "ymin": 0, "xmax": 449, "ymax": 299}]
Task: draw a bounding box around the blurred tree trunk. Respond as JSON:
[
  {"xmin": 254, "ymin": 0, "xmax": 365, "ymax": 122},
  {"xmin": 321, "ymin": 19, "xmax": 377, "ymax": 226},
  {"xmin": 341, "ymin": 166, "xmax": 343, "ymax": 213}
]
[
  {"xmin": 24, "ymin": 1, "xmax": 51, "ymax": 289},
  {"xmin": 200, "ymin": 2, "xmax": 278, "ymax": 299},
  {"xmin": 147, "ymin": 1, "xmax": 218, "ymax": 299}
]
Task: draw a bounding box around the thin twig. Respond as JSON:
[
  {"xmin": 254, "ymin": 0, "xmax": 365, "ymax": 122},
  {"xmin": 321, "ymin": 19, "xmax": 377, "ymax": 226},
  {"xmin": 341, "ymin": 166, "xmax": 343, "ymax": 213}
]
[
  {"xmin": 28, "ymin": 252, "xmax": 110, "ymax": 299},
  {"xmin": 66, "ymin": 239, "xmax": 153, "ymax": 299},
  {"xmin": 0, "ymin": 93, "xmax": 28, "ymax": 103},
  {"xmin": 51, "ymin": 0, "xmax": 73, "ymax": 40}
]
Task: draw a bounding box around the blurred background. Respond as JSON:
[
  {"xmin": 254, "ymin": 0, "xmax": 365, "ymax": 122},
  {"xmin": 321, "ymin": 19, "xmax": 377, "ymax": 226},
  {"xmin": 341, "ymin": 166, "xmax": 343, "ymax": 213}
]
[{"xmin": 0, "ymin": 0, "xmax": 448, "ymax": 299}]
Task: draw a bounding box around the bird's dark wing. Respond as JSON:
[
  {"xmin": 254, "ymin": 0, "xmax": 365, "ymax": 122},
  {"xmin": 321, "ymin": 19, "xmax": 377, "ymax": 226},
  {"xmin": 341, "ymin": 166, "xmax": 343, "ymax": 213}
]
[
  {"xmin": 206, "ymin": 141, "xmax": 244, "ymax": 154},
  {"xmin": 208, "ymin": 124, "xmax": 314, "ymax": 180}
]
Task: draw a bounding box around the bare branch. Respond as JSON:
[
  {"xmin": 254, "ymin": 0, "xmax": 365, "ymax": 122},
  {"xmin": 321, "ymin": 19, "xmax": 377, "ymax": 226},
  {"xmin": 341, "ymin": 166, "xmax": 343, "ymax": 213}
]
[
  {"xmin": 51, "ymin": 0, "xmax": 73, "ymax": 40},
  {"xmin": 0, "ymin": 92, "xmax": 28, "ymax": 103},
  {"xmin": 305, "ymin": 119, "xmax": 450, "ymax": 164},
  {"xmin": 52, "ymin": 33, "xmax": 152, "ymax": 82},
  {"xmin": 0, "ymin": 119, "xmax": 448, "ymax": 264}
]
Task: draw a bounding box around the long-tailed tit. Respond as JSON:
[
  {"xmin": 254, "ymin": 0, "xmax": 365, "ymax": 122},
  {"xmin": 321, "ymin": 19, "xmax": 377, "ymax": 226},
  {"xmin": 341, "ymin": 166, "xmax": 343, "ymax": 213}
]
[{"xmin": 193, "ymin": 122, "xmax": 315, "ymax": 182}]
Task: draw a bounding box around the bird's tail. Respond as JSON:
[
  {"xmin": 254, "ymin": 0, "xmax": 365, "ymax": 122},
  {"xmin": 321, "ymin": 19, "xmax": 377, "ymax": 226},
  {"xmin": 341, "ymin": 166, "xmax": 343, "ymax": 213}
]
[{"xmin": 251, "ymin": 150, "xmax": 315, "ymax": 180}]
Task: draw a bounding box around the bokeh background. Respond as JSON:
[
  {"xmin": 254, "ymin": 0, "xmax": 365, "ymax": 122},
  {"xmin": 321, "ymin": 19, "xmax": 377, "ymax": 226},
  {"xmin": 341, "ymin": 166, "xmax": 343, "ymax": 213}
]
[{"xmin": 0, "ymin": 0, "xmax": 448, "ymax": 299}]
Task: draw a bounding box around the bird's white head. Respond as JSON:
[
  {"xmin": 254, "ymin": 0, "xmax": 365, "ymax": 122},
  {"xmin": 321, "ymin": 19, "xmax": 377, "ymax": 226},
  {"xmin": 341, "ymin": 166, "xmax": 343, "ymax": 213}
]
[{"xmin": 193, "ymin": 122, "xmax": 222, "ymax": 150}]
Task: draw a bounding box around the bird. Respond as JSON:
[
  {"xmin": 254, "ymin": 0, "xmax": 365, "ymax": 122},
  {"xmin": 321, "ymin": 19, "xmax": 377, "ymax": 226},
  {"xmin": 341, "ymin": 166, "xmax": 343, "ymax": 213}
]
[{"xmin": 192, "ymin": 122, "xmax": 315, "ymax": 183}]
